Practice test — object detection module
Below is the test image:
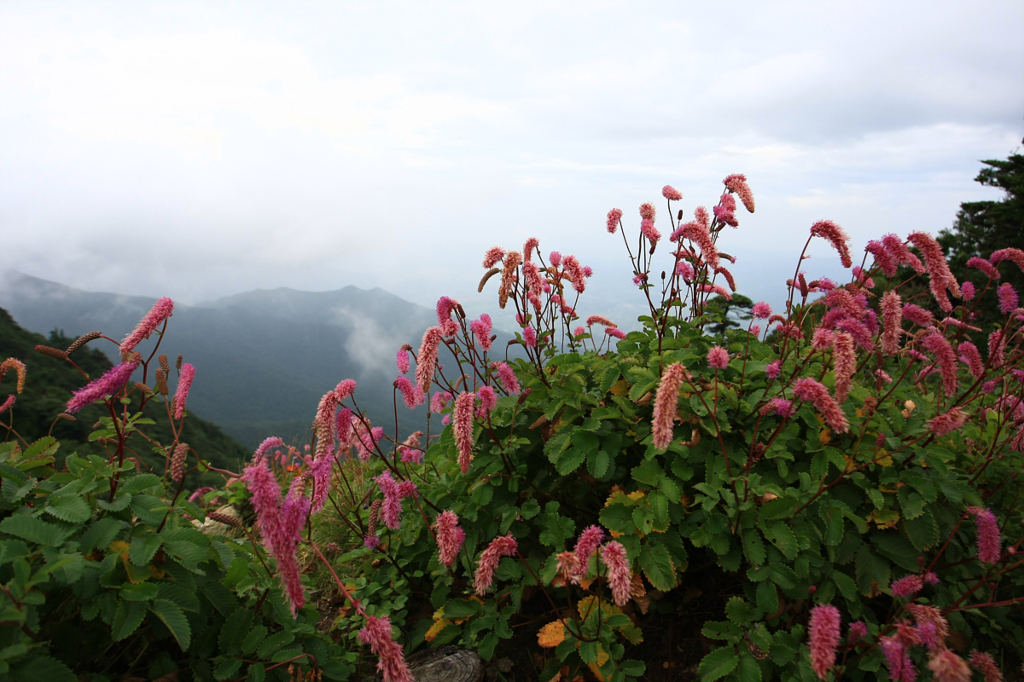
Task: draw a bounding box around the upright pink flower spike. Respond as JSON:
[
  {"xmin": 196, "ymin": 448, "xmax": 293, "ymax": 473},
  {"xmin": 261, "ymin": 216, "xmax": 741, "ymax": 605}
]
[
  {"xmin": 120, "ymin": 297, "xmax": 174, "ymax": 353},
  {"xmin": 396, "ymin": 348, "xmax": 411, "ymax": 374},
  {"xmin": 66, "ymin": 361, "xmax": 138, "ymax": 413},
  {"xmin": 606, "ymin": 208, "xmax": 623, "ymax": 234},
  {"xmin": 415, "ymin": 326, "xmax": 443, "ymax": 394},
  {"xmin": 482, "ymin": 246, "xmax": 506, "ymax": 269},
  {"xmin": 880, "ymin": 636, "xmax": 916, "ymax": 682},
  {"xmin": 810, "ymin": 220, "xmax": 853, "ymax": 268},
  {"xmin": 752, "ymin": 301, "xmax": 772, "ymax": 319},
  {"xmin": 470, "ymin": 313, "xmax": 493, "ymax": 352},
  {"xmin": 453, "ymin": 392, "xmax": 476, "ymax": 473},
  {"xmin": 434, "ymin": 510, "xmax": 465, "ymax": 567},
  {"xmin": 920, "ymin": 332, "xmax": 959, "ymax": 396},
  {"xmin": 474, "ymin": 534, "xmax": 518, "ymax": 595},
  {"xmin": 335, "ymin": 379, "xmax": 357, "ymax": 400},
  {"xmin": 173, "ymin": 363, "xmax": 195, "ymax": 419},
  {"xmin": 707, "ymin": 346, "xmax": 730, "ymax": 370},
  {"xmin": 808, "ymin": 604, "xmax": 841, "ymax": 681},
  {"xmin": 832, "ymin": 332, "xmax": 855, "ymax": 403},
  {"xmin": 600, "ymin": 541, "xmax": 632, "ymax": 606},
  {"xmin": 880, "ymin": 291, "xmax": 903, "ymax": 355},
  {"xmin": 997, "ymin": 283, "xmax": 1018, "ymax": 314},
  {"xmin": 490, "ymin": 361, "xmax": 520, "ymax": 395},
  {"xmin": 359, "ymin": 615, "xmax": 414, "ymax": 682},
  {"xmin": 968, "ymin": 507, "xmax": 1001, "ymax": 564},
  {"xmin": 652, "ymin": 363, "xmax": 687, "ymax": 450}
]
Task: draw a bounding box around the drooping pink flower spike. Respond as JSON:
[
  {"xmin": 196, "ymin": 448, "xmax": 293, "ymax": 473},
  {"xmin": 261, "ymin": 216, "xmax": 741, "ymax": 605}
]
[
  {"xmin": 120, "ymin": 297, "xmax": 174, "ymax": 353},
  {"xmin": 908, "ymin": 232, "xmax": 961, "ymax": 312},
  {"xmin": 927, "ymin": 650, "xmax": 971, "ymax": 682},
  {"xmin": 968, "ymin": 651, "xmax": 1003, "ymax": 682},
  {"xmin": 723, "ymin": 173, "xmax": 755, "ymax": 212},
  {"xmin": 808, "ymin": 604, "xmax": 841, "ymax": 681},
  {"xmin": 600, "ymin": 541, "xmax": 632, "ymax": 606},
  {"xmin": 358, "ymin": 615, "xmax": 414, "ymax": 682},
  {"xmin": 474, "ymin": 534, "xmax": 518, "ymax": 595},
  {"xmin": 662, "ymin": 185, "xmax": 682, "ymax": 201},
  {"xmin": 572, "ymin": 526, "xmax": 605, "ymax": 581},
  {"xmin": 0, "ymin": 358, "xmax": 26, "ymax": 394},
  {"xmin": 792, "ymin": 377, "xmax": 849, "ymax": 433},
  {"xmin": 810, "ymin": 220, "xmax": 853, "ymax": 268},
  {"xmin": 434, "ymin": 510, "xmax": 465, "ymax": 568}
]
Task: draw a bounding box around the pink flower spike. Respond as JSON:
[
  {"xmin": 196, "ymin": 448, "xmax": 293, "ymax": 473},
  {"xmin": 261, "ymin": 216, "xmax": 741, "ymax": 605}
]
[
  {"xmin": 394, "ymin": 376, "xmax": 425, "ymax": 410},
  {"xmin": 752, "ymin": 302, "xmax": 772, "ymax": 319},
  {"xmin": 961, "ymin": 281, "xmax": 976, "ymax": 301},
  {"xmin": 434, "ymin": 511, "xmax": 465, "ymax": 567},
  {"xmin": 586, "ymin": 314, "xmax": 616, "ymax": 328},
  {"xmin": 490, "ymin": 361, "xmax": 520, "ymax": 395},
  {"xmin": 997, "ymin": 283, "xmax": 1018, "ymax": 314},
  {"xmin": 599, "ymin": 541, "xmax": 632, "ymax": 606},
  {"xmin": 928, "ymin": 408, "xmax": 967, "ymax": 437},
  {"xmin": 415, "ymin": 327, "xmax": 443, "ymax": 394},
  {"xmin": 793, "ymin": 377, "xmax": 849, "ymax": 433},
  {"xmin": 967, "ymin": 257, "xmax": 1000, "ymax": 280},
  {"xmin": 968, "ymin": 507, "xmax": 1001, "ymax": 564},
  {"xmin": 639, "ymin": 202, "xmax": 656, "ymax": 220},
  {"xmin": 172, "ymin": 363, "xmax": 195, "ymax": 419},
  {"xmin": 474, "ymin": 534, "xmax": 517, "ymax": 595},
  {"xmin": 253, "ymin": 437, "xmax": 285, "ymax": 465},
  {"xmin": 766, "ymin": 360, "xmax": 782, "ymax": 379},
  {"xmin": 832, "ymin": 332, "xmax": 856, "ymax": 404},
  {"xmin": 572, "ymin": 526, "xmax": 605, "ymax": 580},
  {"xmin": 358, "ymin": 615, "xmax": 414, "ymax": 682},
  {"xmin": 707, "ymin": 346, "xmax": 729, "ymax": 370},
  {"xmin": 810, "ymin": 220, "xmax": 853, "ymax": 268},
  {"xmin": 120, "ymin": 297, "xmax": 174, "ymax": 353},
  {"xmin": 396, "ymin": 348, "xmax": 410, "ymax": 374},
  {"xmin": 523, "ymin": 326, "xmax": 537, "ymax": 348},
  {"xmin": 549, "ymin": 251, "xmax": 562, "ymax": 267},
  {"xmin": 808, "ymin": 604, "xmax": 841, "ymax": 681},
  {"xmin": 606, "ymin": 208, "xmax": 623, "ymax": 234},
  {"xmin": 881, "ymin": 291, "xmax": 903, "ymax": 355},
  {"xmin": 958, "ymin": 342, "xmax": 984, "ymax": 379},
  {"xmin": 335, "ymin": 379, "xmax": 357, "ymax": 400},
  {"xmin": 470, "ymin": 313, "xmax": 493, "ymax": 352},
  {"xmin": 453, "ymin": 392, "xmax": 476, "ymax": 473},
  {"xmin": 652, "ymin": 363, "xmax": 687, "ymax": 450},
  {"xmin": 662, "ymin": 185, "xmax": 682, "ymax": 201},
  {"xmin": 920, "ymin": 332, "xmax": 958, "ymax": 396},
  {"xmin": 880, "ymin": 637, "xmax": 916, "ymax": 682},
  {"xmin": 723, "ymin": 173, "xmax": 755, "ymax": 213},
  {"xmin": 482, "ymin": 246, "xmax": 506, "ymax": 269},
  {"xmin": 927, "ymin": 650, "xmax": 971, "ymax": 682},
  {"xmin": 66, "ymin": 361, "xmax": 138, "ymax": 413},
  {"xmin": 430, "ymin": 391, "xmax": 452, "ymax": 414},
  {"xmin": 0, "ymin": 394, "xmax": 17, "ymax": 415},
  {"xmin": 989, "ymin": 247, "xmax": 1024, "ymax": 274},
  {"xmin": 847, "ymin": 621, "xmax": 868, "ymax": 644},
  {"xmin": 968, "ymin": 651, "xmax": 1003, "ymax": 682},
  {"xmin": 890, "ymin": 574, "xmax": 924, "ymax": 598},
  {"xmin": 477, "ymin": 385, "xmax": 497, "ymax": 415},
  {"xmin": 908, "ymin": 231, "xmax": 961, "ymax": 312},
  {"xmin": 605, "ymin": 327, "xmax": 627, "ymax": 340}
]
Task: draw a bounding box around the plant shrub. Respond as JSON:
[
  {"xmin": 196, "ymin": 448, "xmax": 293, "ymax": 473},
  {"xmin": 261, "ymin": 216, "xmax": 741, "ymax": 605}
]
[{"xmin": 2, "ymin": 174, "xmax": 1023, "ymax": 682}]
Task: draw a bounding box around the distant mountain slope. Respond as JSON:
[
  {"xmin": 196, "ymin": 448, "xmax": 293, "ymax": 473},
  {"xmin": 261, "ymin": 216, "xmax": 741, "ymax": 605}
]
[
  {"xmin": 0, "ymin": 307, "xmax": 248, "ymax": 483},
  {"xmin": 0, "ymin": 271, "xmax": 439, "ymax": 448}
]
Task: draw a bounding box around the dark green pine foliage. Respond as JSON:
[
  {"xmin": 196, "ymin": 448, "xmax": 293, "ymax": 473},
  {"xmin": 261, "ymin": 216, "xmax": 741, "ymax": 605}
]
[
  {"xmin": 702, "ymin": 294, "xmax": 754, "ymax": 336},
  {"xmin": 0, "ymin": 308, "xmax": 249, "ymax": 483},
  {"xmin": 937, "ymin": 153, "xmax": 1023, "ymax": 333}
]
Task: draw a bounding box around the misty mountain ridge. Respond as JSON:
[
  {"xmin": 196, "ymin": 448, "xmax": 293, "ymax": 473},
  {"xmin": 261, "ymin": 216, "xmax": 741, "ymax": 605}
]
[{"xmin": 0, "ymin": 270, "xmax": 442, "ymax": 448}]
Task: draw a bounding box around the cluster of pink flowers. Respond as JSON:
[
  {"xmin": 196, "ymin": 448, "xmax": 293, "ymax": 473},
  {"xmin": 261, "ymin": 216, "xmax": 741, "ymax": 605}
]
[
  {"xmin": 470, "ymin": 313, "xmax": 493, "ymax": 352},
  {"xmin": 600, "ymin": 541, "xmax": 632, "ymax": 606},
  {"xmin": 358, "ymin": 615, "xmax": 414, "ymax": 682},
  {"xmin": 242, "ymin": 458, "xmax": 310, "ymax": 616},
  {"xmin": 571, "ymin": 525, "xmax": 604, "ymax": 582}
]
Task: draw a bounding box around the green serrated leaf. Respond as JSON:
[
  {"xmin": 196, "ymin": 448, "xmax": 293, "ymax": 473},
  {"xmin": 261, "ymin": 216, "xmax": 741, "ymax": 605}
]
[
  {"xmin": 111, "ymin": 600, "xmax": 149, "ymax": 641},
  {"xmin": 587, "ymin": 450, "xmax": 610, "ymax": 478},
  {"xmin": 639, "ymin": 543, "xmax": 676, "ymax": 590},
  {"xmin": 120, "ymin": 582, "xmax": 159, "ymax": 601},
  {"xmin": 256, "ymin": 631, "xmax": 294, "ymax": 659},
  {"xmin": 129, "ymin": 535, "xmax": 162, "ymax": 566},
  {"xmin": 698, "ymin": 646, "xmax": 739, "ymax": 682},
  {"xmin": 765, "ymin": 522, "xmax": 797, "ymax": 559},
  {"xmin": 742, "ymin": 529, "xmax": 766, "ymax": 566},
  {"xmin": 219, "ymin": 607, "xmax": 253, "ymax": 655},
  {"xmin": 242, "ymin": 624, "xmax": 268, "ymax": 655},
  {"xmin": 117, "ymin": 473, "xmax": 163, "ymax": 495},
  {"xmin": 150, "ymin": 599, "xmax": 191, "ymax": 650},
  {"xmin": 11, "ymin": 655, "xmax": 76, "ymax": 682},
  {"xmin": 79, "ymin": 518, "xmax": 122, "ymax": 553},
  {"xmin": 736, "ymin": 650, "xmax": 762, "ymax": 682},
  {"xmin": 246, "ymin": 663, "xmax": 265, "ymax": 682},
  {"xmin": 556, "ymin": 447, "xmax": 587, "ymax": 475},
  {"xmin": 904, "ymin": 509, "xmax": 938, "ymax": 552},
  {"xmin": 44, "ymin": 494, "xmax": 91, "ymax": 524},
  {"xmin": 756, "ymin": 580, "xmax": 778, "ymax": 614},
  {"xmin": 0, "ymin": 514, "xmax": 71, "ymax": 546}
]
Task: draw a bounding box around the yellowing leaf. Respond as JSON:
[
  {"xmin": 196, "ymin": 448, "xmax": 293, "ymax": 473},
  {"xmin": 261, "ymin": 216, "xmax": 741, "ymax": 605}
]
[
  {"xmin": 867, "ymin": 508, "xmax": 900, "ymax": 529},
  {"xmin": 818, "ymin": 428, "xmax": 831, "ymax": 445},
  {"xmin": 425, "ymin": 619, "xmax": 451, "ymax": 643},
  {"xmin": 537, "ymin": 620, "xmax": 565, "ymax": 648},
  {"xmin": 626, "ymin": 490, "xmax": 646, "ymax": 502},
  {"xmin": 610, "ymin": 379, "xmax": 629, "ymax": 396},
  {"xmin": 577, "ymin": 595, "xmax": 621, "ymax": 620},
  {"xmin": 875, "ymin": 450, "xmax": 893, "ymax": 467},
  {"xmin": 587, "ymin": 644, "xmax": 611, "ymax": 681}
]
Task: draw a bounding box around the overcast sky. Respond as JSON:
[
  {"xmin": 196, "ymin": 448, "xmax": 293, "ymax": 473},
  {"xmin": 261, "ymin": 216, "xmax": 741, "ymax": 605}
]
[{"xmin": 1, "ymin": 1, "xmax": 1021, "ymax": 327}]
